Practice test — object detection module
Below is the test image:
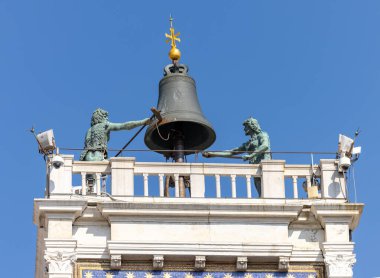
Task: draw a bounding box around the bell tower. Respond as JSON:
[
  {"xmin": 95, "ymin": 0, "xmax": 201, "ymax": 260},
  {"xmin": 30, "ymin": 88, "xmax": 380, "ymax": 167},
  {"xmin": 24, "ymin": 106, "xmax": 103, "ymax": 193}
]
[{"xmin": 33, "ymin": 16, "xmax": 363, "ymax": 278}]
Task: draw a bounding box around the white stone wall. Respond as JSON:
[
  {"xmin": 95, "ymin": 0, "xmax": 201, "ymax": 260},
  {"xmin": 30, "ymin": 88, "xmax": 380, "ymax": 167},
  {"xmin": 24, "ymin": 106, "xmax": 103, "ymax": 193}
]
[{"xmin": 34, "ymin": 197, "xmax": 363, "ymax": 278}]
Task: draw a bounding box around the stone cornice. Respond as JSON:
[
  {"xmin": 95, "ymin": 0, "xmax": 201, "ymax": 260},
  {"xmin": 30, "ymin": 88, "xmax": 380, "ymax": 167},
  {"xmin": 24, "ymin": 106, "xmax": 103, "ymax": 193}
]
[
  {"xmin": 97, "ymin": 199, "xmax": 303, "ymax": 222},
  {"xmin": 310, "ymin": 203, "xmax": 364, "ymax": 230},
  {"xmin": 107, "ymin": 241, "xmax": 293, "ymax": 258},
  {"xmin": 34, "ymin": 199, "xmax": 87, "ymax": 226}
]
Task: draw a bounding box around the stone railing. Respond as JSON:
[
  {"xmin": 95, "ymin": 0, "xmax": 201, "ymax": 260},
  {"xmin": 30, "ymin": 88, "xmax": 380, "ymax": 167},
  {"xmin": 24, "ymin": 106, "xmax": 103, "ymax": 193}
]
[{"xmin": 48, "ymin": 155, "xmax": 347, "ymax": 199}]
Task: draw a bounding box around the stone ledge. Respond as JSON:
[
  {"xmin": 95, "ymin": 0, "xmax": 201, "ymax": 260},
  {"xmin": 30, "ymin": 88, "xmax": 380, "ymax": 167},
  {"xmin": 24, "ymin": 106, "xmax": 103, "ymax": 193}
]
[
  {"xmin": 98, "ymin": 201, "xmax": 303, "ymax": 220},
  {"xmin": 107, "ymin": 241, "xmax": 293, "ymax": 258}
]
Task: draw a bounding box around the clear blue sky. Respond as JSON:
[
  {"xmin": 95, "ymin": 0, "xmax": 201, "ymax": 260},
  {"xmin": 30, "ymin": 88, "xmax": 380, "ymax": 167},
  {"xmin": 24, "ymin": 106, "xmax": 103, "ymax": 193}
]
[{"xmin": 1, "ymin": 1, "xmax": 379, "ymax": 276}]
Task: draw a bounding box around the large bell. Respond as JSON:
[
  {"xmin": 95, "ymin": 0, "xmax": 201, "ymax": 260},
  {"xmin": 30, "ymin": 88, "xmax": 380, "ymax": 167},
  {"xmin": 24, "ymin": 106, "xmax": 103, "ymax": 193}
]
[{"xmin": 144, "ymin": 64, "xmax": 216, "ymax": 157}]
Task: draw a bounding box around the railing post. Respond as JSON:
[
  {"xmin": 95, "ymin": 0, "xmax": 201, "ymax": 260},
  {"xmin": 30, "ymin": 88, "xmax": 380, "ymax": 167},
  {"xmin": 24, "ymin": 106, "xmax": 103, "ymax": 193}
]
[
  {"xmin": 306, "ymin": 175, "xmax": 312, "ymax": 188},
  {"xmin": 174, "ymin": 174, "xmax": 180, "ymax": 197},
  {"xmin": 320, "ymin": 159, "xmax": 347, "ymax": 199},
  {"xmin": 190, "ymin": 164, "xmax": 205, "ymax": 197},
  {"xmin": 110, "ymin": 157, "xmax": 136, "ymax": 196},
  {"xmin": 81, "ymin": 172, "xmax": 86, "ymax": 196},
  {"xmin": 215, "ymin": 175, "xmax": 221, "ymax": 198},
  {"xmin": 143, "ymin": 173, "xmax": 149, "ymax": 196},
  {"xmin": 292, "ymin": 176, "xmax": 298, "ymax": 198},
  {"xmin": 246, "ymin": 175, "xmax": 252, "ymax": 198},
  {"xmin": 48, "ymin": 155, "xmax": 74, "ymax": 195},
  {"xmin": 96, "ymin": 173, "xmax": 101, "ymax": 196},
  {"xmin": 260, "ymin": 160, "xmax": 286, "ymax": 198},
  {"xmin": 231, "ymin": 175, "xmax": 237, "ymax": 198},
  {"xmin": 159, "ymin": 174, "xmax": 164, "ymax": 197}
]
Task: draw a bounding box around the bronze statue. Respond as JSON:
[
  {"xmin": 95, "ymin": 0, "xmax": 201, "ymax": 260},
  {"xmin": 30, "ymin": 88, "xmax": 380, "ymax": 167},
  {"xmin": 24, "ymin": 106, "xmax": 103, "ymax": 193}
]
[
  {"xmin": 80, "ymin": 108, "xmax": 150, "ymax": 161},
  {"xmin": 203, "ymin": 117, "xmax": 271, "ymax": 196}
]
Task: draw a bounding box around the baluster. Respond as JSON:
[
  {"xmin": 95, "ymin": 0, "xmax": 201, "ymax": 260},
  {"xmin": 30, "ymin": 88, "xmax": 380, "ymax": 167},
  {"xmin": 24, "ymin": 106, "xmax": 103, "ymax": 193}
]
[
  {"xmin": 306, "ymin": 175, "xmax": 311, "ymax": 188},
  {"xmin": 292, "ymin": 176, "xmax": 298, "ymax": 198},
  {"xmin": 143, "ymin": 173, "xmax": 149, "ymax": 196},
  {"xmin": 231, "ymin": 174, "xmax": 236, "ymax": 198},
  {"xmin": 215, "ymin": 174, "xmax": 221, "ymax": 198},
  {"xmin": 96, "ymin": 173, "xmax": 101, "ymax": 196},
  {"xmin": 159, "ymin": 174, "xmax": 164, "ymax": 197},
  {"xmin": 246, "ymin": 175, "xmax": 252, "ymax": 198},
  {"xmin": 81, "ymin": 172, "xmax": 86, "ymax": 196},
  {"xmin": 174, "ymin": 174, "xmax": 180, "ymax": 197},
  {"xmin": 101, "ymin": 175, "xmax": 106, "ymax": 193}
]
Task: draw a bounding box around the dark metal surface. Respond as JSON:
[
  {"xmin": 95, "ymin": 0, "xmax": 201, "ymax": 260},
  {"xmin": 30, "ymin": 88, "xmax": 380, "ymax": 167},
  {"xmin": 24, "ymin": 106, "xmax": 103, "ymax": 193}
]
[{"xmin": 144, "ymin": 64, "xmax": 216, "ymax": 156}]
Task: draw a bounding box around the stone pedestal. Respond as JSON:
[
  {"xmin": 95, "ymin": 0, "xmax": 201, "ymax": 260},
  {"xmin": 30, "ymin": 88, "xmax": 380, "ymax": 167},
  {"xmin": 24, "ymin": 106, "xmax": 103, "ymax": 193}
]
[
  {"xmin": 49, "ymin": 155, "xmax": 74, "ymax": 195},
  {"xmin": 261, "ymin": 160, "xmax": 285, "ymax": 198},
  {"xmin": 110, "ymin": 157, "xmax": 136, "ymax": 196},
  {"xmin": 320, "ymin": 160, "xmax": 346, "ymax": 199}
]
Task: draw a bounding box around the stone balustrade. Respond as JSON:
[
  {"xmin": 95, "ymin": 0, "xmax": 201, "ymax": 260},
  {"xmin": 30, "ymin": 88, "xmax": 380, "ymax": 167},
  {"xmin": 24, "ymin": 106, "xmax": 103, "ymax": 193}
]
[
  {"xmin": 48, "ymin": 155, "xmax": 346, "ymax": 199},
  {"xmin": 48, "ymin": 155, "xmax": 346, "ymax": 200}
]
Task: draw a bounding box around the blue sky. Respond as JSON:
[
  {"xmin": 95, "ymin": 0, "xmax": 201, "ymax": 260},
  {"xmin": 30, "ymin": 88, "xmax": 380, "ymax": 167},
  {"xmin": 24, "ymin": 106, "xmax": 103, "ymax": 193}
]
[{"xmin": 0, "ymin": 0, "xmax": 379, "ymax": 276}]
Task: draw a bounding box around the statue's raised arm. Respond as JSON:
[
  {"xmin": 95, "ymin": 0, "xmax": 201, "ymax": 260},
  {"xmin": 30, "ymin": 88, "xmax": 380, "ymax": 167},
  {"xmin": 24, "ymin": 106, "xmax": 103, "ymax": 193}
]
[{"xmin": 80, "ymin": 108, "xmax": 150, "ymax": 162}]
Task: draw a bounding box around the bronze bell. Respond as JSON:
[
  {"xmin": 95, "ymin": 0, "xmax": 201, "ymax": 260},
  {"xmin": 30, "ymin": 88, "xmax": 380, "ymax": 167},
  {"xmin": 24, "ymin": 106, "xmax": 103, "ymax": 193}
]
[{"xmin": 144, "ymin": 64, "xmax": 216, "ymax": 158}]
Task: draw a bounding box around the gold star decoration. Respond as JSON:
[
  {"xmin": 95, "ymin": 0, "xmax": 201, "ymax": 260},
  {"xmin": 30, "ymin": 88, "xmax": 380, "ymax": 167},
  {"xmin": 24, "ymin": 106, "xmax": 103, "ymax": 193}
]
[
  {"xmin": 204, "ymin": 273, "xmax": 214, "ymax": 278},
  {"xmin": 307, "ymin": 275, "xmax": 316, "ymax": 278},
  {"xmin": 163, "ymin": 272, "xmax": 172, "ymax": 278},
  {"xmin": 286, "ymin": 274, "xmax": 295, "ymax": 278},
  {"xmin": 84, "ymin": 271, "xmax": 93, "ymax": 278},
  {"xmin": 244, "ymin": 273, "xmax": 253, "ymax": 278},
  {"xmin": 145, "ymin": 272, "xmax": 154, "ymax": 278},
  {"xmin": 264, "ymin": 274, "xmax": 274, "ymax": 278},
  {"xmin": 106, "ymin": 272, "xmax": 114, "ymax": 278},
  {"xmin": 223, "ymin": 273, "xmax": 233, "ymax": 278},
  {"xmin": 185, "ymin": 273, "xmax": 194, "ymax": 278},
  {"xmin": 126, "ymin": 272, "xmax": 135, "ymax": 278}
]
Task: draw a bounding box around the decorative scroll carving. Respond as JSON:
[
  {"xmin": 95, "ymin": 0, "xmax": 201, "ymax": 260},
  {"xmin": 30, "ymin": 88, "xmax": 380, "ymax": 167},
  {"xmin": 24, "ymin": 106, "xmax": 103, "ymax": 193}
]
[
  {"xmin": 194, "ymin": 256, "xmax": 206, "ymax": 270},
  {"xmin": 44, "ymin": 251, "xmax": 76, "ymax": 274},
  {"xmin": 236, "ymin": 257, "xmax": 248, "ymax": 271},
  {"xmin": 325, "ymin": 254, "xmax": 356, "ymax": 277},
  {"xmin": 278, "ymin": 256, "xmax": 290, "ymax": 271},
  {"xmin": 110, "ymin": 255, "xmax": 122, "ymax": 270},
  {"xmin": 153, "ymin": 255, "xmax": 164, "ymax": 270}
]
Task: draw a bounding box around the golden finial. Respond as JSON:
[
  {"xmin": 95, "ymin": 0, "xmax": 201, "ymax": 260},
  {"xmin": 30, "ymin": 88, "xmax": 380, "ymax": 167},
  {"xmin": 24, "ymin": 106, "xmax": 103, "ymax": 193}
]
[{"xmin": 165, "ymin": 15, "xmax": 181, "ymax": 62}]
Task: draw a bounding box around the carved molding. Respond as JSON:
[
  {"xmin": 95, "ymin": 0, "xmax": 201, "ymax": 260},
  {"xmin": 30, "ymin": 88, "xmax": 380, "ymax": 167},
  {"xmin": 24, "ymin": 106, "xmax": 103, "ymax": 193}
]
[
  {"xmin": 236, "ymin": 257, "xmax": 248, "ymax": 271},
  {"xmin": 324, "ymin": 254, "xmax": 356, "ymax": 277},
  {"xmin": 194, "ymin": 256, "xmax": 206, "ymax": 270},
  {"xmin": 44, "ymin": 251, "xmax": 76, "ymax": 274},
  {"xmin": 110, "ymin": 255, "xmax": 122, "ymax": 270}
]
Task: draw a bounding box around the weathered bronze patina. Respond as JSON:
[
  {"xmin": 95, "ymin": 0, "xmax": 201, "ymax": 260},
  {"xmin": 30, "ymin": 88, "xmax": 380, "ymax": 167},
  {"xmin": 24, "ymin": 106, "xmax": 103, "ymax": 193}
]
[
  {"xmin": 203, "ymin": 117, "xmax": 271, "ymax": 196},
  {"xmin": 80, "ymin": 108, "xmax": 150, "ymax": 161}
]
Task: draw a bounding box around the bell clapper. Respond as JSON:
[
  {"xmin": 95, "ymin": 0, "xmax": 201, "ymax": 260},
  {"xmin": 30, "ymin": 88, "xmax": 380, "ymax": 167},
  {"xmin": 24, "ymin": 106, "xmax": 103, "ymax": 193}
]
[{"xmin": 171, "ymin": 130, "xmax": 186, "ymax": 197}]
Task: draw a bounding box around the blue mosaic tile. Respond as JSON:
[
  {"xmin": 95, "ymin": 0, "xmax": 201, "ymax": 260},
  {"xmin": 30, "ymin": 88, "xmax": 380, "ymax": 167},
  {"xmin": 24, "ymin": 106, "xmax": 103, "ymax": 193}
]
[{"xmin": 81, "ymin": 270, "xmax": 318, "ymax": 278}]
